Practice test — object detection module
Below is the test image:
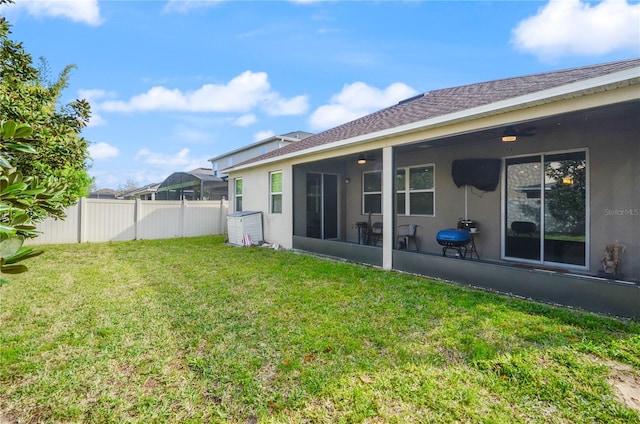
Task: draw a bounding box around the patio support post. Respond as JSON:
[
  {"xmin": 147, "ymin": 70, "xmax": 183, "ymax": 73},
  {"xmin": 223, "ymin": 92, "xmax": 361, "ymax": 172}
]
[{"xmin": 382, "ymin": 146, "xmax": 394, "ymax": 270}]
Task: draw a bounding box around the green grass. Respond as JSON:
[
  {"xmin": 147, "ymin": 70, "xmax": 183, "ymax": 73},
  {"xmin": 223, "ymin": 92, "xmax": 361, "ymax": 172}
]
[{"xmin": 1, "ymin": 236, "xmax": 638, "ymax": 423}]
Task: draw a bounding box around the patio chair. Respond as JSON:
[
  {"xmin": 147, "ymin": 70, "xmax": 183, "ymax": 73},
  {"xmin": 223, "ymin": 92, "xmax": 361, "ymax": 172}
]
[
  {"xmin": 369, "ymin": 222, "xmax": 383, "ymax": 246},
  {"xmin": 511, "ymin": 221, "xmax": 536, "ymax": 237},
  {"xmin": 397, "ymin": 224, "xmax": 419, "ymax": 250}
]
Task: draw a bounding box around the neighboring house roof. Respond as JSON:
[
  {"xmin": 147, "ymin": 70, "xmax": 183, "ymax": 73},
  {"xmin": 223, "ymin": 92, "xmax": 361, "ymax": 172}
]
[
  {"xmin": 208, "ymin": 130, "xmax": 314, "ymax": 162},
  {"xmin": 157, "ymin": 168, "xmax": 226, "ymax": 191},
  {"xmin": 232, "ymin": 58, "xmax": 640, "ymax": 170},
  {"xmin": 188, "ymin": 168, "xmax": 220, "ymax": 179},
  {"xmin": 88, "ymin": 188, "xmax": 118, "ymax": 199},
  {"xmin": 119, "ymin": 182, "xmax": 160, "ymax": 198}
]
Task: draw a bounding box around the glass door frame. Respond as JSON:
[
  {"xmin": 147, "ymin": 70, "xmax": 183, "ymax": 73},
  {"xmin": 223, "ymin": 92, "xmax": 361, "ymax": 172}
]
[
  {"xmin": 501, "ymin": 148, "xmax": 590, "ymax": 270},
  {"xmin": 306, "ymin": 172, "xmax": 340, "ymax": 240}
]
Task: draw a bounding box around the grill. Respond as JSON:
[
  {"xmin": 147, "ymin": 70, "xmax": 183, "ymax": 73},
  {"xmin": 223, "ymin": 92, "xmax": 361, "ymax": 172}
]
[{"xmin": 436, "ymin": 229, "xmax": 471, "ymax": 258}]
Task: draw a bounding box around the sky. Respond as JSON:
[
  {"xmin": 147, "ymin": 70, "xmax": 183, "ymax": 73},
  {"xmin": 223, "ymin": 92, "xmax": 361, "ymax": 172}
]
[{"xmin": 1, "ymin": 0, "xmax": 638, "ymax": 190}]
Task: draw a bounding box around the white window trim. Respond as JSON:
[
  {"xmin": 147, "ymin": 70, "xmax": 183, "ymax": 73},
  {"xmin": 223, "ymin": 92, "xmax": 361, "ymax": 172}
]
[
  {"xmin": 362, "ymin": 170, "xmax": 382, "ymax": 215},
  {"xmin": 397, "ymin": 164, "xmax": 435, "ymax": 216},
  {"xmin": 270, "ymin": 171, "xmax": 283, "ymax": 214},
  {"xmin": 234, "ymin": 177, "xmax": 243, "ymax": 212}
]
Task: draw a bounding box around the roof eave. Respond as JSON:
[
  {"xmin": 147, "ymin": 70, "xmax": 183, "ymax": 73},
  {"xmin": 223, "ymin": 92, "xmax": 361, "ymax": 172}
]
[
  {"xmin": 228, "ymin": 67, "xmax": 640, "ymax": 173},
  {"xmin": 207, "ymin": 134, "xmax": 305, "ymax": 162}
]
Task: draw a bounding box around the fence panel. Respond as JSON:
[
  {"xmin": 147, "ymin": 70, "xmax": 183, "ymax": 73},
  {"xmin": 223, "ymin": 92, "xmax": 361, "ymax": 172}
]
[
  {"xmin": 25, "ymin": 198, "xmax": 228, "ymax": 245},
  {"xmin": 84, "ymin": 199, "xmax": 137, "ymax": 242},
  {"xmin": 30, "ymin": 202, "xmax": 81, "ymax": 244},
  {"xmin": 184, "ymin": 201, "xmax": 227, "ymax": 237},
  {"xmin": 138, "ymin": 201, "xmax": 183, "ymax": 240}
]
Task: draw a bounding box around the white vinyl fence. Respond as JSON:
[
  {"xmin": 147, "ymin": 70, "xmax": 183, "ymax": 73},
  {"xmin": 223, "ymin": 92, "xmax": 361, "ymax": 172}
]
[{"xmin": 25, "ymin": 198, "xmax": 229, "ymax": 245}]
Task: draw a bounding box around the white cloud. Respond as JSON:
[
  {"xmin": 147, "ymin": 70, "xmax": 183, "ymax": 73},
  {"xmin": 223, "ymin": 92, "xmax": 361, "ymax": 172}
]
[
  {"xmin": 99, "ymin": 71, "xmax": 308, "ymax": 116},
  {"xmin": 1, "ymin": 0, "xmax": 102, "ymax": 26},
  {"xmin": 78, "ymin": 88, "xmax": 113, "ymax": 101},
  {"xmin": 253, "ymin": 130, "xmax": 275, "ymax": 142},
  {"xmin": 512, "ymin": 0, "xmax": 640, "ymax": 60},
  {"xmin": 289, "ymin": 0, "xmax": 324, "ymax": 4},
  {"xmin": 89, "ymin": 142, "xmax": 119, "ymax": 160},
  {"xmin": 78, "ymin": 89, "xmax": 116, "ymax": 126},
  {"xmin": 136, "ymin": 147, "xmax": 191, "ymax": 167},
  {"xmin": 135, "ymin": 147, "xmax": 209, "ymax": 172},
  {"xmin": 87, "ymin": 112, "xmax": 107, "ymax": 127},
  {"xmin": 163, "ymin": 0, "xmax": 223, "ymax": 14},
  {"xmin": 234, "ymin": 114, "xmax": 257, "ymax": 127},
  {"xmin": 263, "ymin": 94, "xmax": 310, "ymax": 116},
  {"xmin": 309, "ymin": 81, "xmax": 418, "ymax": 131}
]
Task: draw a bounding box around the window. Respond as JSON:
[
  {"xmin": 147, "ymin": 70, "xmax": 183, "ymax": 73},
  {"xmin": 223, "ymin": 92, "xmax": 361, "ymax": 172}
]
[
  {"xmin": 270, "ymin": 171, "xmax": 282, "ymax": 214},
  {"xmin": 396, "ymin": 165, "xmax": 435, "ymax": 216},
  {"xmin": 362, "ymin": 171, "xmax": 382, "ymax": 214},
  {"xmin": 234, "ymin": 178, "xmax": 243, "ymax": 211},
  {"xmin": 504, "ymin": 150, "xmax": 587, "ymax": 267}
]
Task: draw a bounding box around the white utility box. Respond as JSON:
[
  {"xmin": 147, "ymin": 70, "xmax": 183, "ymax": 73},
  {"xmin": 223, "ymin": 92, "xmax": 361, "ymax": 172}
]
[{"xmin": 227, "ymin": 211, "xmax": 263, "ymax": 246}]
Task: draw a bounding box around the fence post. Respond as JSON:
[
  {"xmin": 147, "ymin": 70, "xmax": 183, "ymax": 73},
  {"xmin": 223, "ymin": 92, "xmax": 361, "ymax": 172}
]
[
  {"xmin": 181, "ymin": 198, "xmax": 186, "ymax": 238},
  {"xmin": 135, "ymin": 199, "xmax": 141, "ymax": 240},
  {"xmin": 219, "ymin": 199, "xmax": 227, "ymax": 235},
  {"xmin": 79, "ymin": 197, "xmax": 87, "ymax": 243}
]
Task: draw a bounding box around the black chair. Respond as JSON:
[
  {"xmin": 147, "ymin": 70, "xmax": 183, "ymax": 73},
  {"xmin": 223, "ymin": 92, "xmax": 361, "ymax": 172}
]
[{"xmin": 511, "ymin": 221, "xmax": 536, "ymax": 237}]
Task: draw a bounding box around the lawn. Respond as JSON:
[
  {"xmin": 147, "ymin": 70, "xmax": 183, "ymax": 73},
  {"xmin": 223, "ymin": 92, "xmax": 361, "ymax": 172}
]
[{"xmin": 1, "ymin": 236, "xmax": 638, "ymax": 423}]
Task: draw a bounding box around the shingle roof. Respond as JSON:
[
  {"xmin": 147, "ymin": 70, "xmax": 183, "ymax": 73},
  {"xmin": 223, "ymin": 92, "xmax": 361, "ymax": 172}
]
[{"xmin": 237, "ymin": 58, "xmax": 639, "ymax": 168}]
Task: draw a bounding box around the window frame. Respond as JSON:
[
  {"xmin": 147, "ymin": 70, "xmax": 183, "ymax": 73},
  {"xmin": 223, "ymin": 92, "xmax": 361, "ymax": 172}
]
[
  {"xmin": 362, "ymin": 170, "xmax": 382, "ymax": 215},
  {"xmin": 396, "ymin": 164, "xmax": 435, "ymax": 216},
  {"xmin": 502, "ymin": 148, "xmax": 589, "ymax": 269},
  {"xmin": 234, "ymin": 177, "xmax": 243, "ymax": 212},
  {"xmin": 270, "ymin": 171, "xmax": 283, "ymax": 214}
]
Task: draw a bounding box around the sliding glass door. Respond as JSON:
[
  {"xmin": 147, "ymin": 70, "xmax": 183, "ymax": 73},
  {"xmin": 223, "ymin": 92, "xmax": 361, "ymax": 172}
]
[
  {"xmin": 504, "ymin": 151, "xmax": 587, "ymax": 267},
  {"xmin": 306, "ymin": 173, "xmax": 338, "ymax": 240}
]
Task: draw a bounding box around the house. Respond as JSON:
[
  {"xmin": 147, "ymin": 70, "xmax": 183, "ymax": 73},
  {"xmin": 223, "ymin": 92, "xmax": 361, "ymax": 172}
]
[
  {"xmin": 155, "ymin": 168, "xmax": 227, "ymax": 201},
  {"xmin": 209, "ymin": 131, "xmax": 313, "ymax": 178},
  {"xmin": 119, "ymin": 183, "xmax": 160, "ymax": 200},
  {"xmin": 225, "ymin": 58, "xmax": 640, "ymax": 318},
  {"xmin": 88, "ymin": 188, "xmax": 118, "ymax": 199}
]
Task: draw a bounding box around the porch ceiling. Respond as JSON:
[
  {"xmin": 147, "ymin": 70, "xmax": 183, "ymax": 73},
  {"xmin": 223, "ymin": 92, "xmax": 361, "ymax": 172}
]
[{"xmin": 395, "ymin": 100, "xmax": 638, "ymax": 153}]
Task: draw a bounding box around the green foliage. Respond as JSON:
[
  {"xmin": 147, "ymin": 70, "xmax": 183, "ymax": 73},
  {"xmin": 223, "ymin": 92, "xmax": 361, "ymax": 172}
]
[
  {"xmin": 0, "ymin": 236, "xmax": 43, "ymax": 284},
  {"xmin": 545, "ymin": 158, "xmax": 587, "ymax": 235},
  {"xmin": 1, "ymin": 120, "xmax": 63, "ymax": 281},
  {"xmin": 0, "ymin": 14, "xmax": 93, "ymax": 205},
  {"xmin": 0, "ymin": 9, "xmax": 89, "ymax": 281}
]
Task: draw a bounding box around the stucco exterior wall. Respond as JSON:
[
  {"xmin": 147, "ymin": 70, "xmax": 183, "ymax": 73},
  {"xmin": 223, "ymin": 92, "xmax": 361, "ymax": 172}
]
[
  {"xmin": 589, "ymin": 118, "xmax": 639, "ymax": 280},
  {"xmin": 228, "ymin": 162, "xmax": 295, "ymax": 248}
]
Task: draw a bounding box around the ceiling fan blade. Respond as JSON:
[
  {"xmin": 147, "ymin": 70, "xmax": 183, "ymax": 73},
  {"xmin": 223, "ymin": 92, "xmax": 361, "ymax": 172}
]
[{"xmin": 514, "ymin": 126, "xmax": 537, "ymax": 137}]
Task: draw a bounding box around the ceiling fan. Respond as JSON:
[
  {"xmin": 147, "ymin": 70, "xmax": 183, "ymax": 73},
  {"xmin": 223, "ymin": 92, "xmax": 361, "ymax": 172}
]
[
  {"xmin": 356, "ymin": 153, "xmax": 377, "ymax": 164},
  {"xmin": 502, "ymin": 125, "xmax": 537, "ymax": 142}
]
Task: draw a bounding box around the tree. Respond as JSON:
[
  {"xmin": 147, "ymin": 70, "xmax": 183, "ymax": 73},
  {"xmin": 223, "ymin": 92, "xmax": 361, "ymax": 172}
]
[
  {"xmin": 1, "ymin": 120, "xmax": 66, "ymax": 283},
  {"xmin": 118, "ymin": 179, "xmax": 139, "ymax": 195},
  {"xmin": 545, "ymin": 159, "xmax": 586, "ymax": 236},
  {"xmin": 0, "ymin": 1, "xmax": 92, "ymax": 282},
  {"xmin": 0, "ymin": 5, "xmax": 93, "ymax": 206}
]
